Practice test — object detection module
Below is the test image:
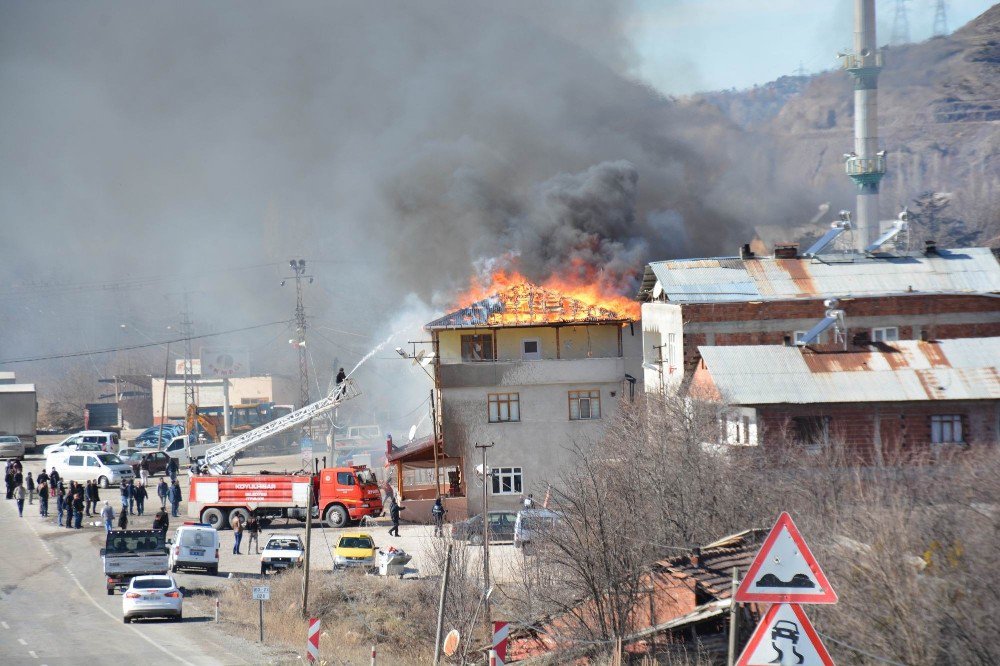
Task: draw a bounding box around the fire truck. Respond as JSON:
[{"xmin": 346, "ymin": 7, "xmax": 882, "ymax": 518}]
[{"xmin": 186, "ymin": 379, "xmax": 383, "ymax": 528}]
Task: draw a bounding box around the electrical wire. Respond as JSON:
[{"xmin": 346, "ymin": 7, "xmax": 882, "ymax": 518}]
[{"xmin": 0, "ymin": 319, "xmax": 292, "ymax": 365}]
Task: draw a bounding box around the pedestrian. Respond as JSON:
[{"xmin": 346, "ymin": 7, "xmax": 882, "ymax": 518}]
[
  {"xmin": 230, "ymin": 512, "xmax": 244, "ymax": 554},
  {"xmin": 101, "ymin": 501, "xmax": 115, "ymax": 532},
  {"xmin": 37, "ymin": 480, "xmax": 48, "ymax": 516},
  {"xmin": 4, "ymin": 462, "xmax": 12, "ymax": 500},
  {"xmin": 152, "ymin": 509, "xmax": 169, "ymax": 532},
  {"xmin": 127, "ymin": 479, "xmax": 137, "ymax": 515},
  {"xmin": 49, "ymin": 467, "xmax": 60, "ymax": 488},
  {"xmin": 246, "ymin": 515, "xmax": 260, "ymax": 554},
  {"xmin": 14, "ymin": 483, "xmax": 25, "ymax": 517},
  {"xmin": 157, "ymin": 478, "xmax": 169, "ymax": 510},
  {"xmin": 134, "ymin": 482, "xmax": 147, "ymax": 516},
  {"xmin": 12, "ymin": 467, "xmax": 23, "ymax": 496},
  {"xmin": 73, "ymin": 492, "xmax": 84, "ymax": 529},
  {"xmin": 26, "ymin": 472, "xmax": 35, "ymax": 505},
  {"xmin": 169, "ymin": 480, "xmax": 182, "ymax": 518},
  {"xmin": 388, "ymin": 498, "xmax": 402, "ymax": 537},
  {"xmin": 83, "ymin": 480, "xmax": 92, "ymax": 516},
  {"xmin": 91, "ymin": 480, "xmax": 101, "ymax": 510},
  {"xmin": 167, "ymin": 456, "xmax": 179, "ymax": 483},
  {"xmin": 120, "ymin": 480, "xmax": 131, "ymax": 514},
  {"xmin": 36, "ymin": 469, "xmax": 48, "ymax": 488},
  {"xmin": 56, "ymin": 483, "xmax": 65, "ymax": 526},
  {"xmin": 117, "ymin": 507, "xmax": 128, "ymax": 530},
  {"xmin": 432, "ymin": 496, "xmax": 446, "ymax": 537},
  {"xmin": 139, "ymin": 456, "xmax": 150, "ymax": 486}
]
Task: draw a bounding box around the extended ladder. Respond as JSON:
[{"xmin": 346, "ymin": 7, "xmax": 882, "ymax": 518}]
[{"xmin": 202, "ymin": 379, "xmax": 360, "ymax": 475}]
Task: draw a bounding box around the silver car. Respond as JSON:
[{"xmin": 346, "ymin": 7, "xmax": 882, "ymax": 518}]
[{"xmin": 0, "ymin": 436, "xmax": 24, "ymax": 460}]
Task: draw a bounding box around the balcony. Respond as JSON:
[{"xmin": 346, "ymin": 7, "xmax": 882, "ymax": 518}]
[
  {"xmin": 438, "ymin": 357, "xmax": 626, "ymax": 389},
  {"xmin": 840, "ymin": 50, "xmax": 883, "ymax": 72},
  {"xmin": 845, "ymin": 154, "xmax": 886, "ymax": 187}
]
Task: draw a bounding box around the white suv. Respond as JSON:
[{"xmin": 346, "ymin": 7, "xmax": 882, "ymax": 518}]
[
  {"xmin": 168, "ymin": 524, "xmax": 219, "ymax": 575},
  {"xmin": 44, "ymin": 431, "xmax": 120, "ymax": 456},
  {"xmin": 51, "ymin": 451, "xmax": 134, "ymax": 488}
]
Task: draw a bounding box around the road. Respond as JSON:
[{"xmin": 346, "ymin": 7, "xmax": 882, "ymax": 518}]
[{"xmin": 0, "ymin": 481, "xmax": 255, "ymax": 665}]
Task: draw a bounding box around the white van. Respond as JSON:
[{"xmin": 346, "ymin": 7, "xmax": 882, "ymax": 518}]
[
  {"xmin": 52, "ymin": 451, "xmax": 134, "ymax": 488},
  {"xmin": 167, "ymin": 524, "xmax": 219, "ymax": 575},
  {"xmin": 43, "ymin": 431, "xmax": 120, "ymax": 456}
]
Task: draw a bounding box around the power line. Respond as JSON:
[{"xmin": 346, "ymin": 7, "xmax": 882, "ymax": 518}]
[{"xmin": 0, "ymin": 319, "xmax": 292, "ymax": 365}]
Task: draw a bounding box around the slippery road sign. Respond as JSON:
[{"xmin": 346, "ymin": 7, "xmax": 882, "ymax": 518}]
[
  {"xmin": 736, "ymin": 603, "xmax": 834, "ymax": 666},
  {"xmin": 735, "ymin": 512, "xmax": 837, "ymax": 604}
]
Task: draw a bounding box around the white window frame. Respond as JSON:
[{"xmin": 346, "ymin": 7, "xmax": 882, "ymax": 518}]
[
  {"xmin": 488, "ymin": 393, "xmax": 520, "ymax": 423},
  {"xmin": 871, "ymin": 326, "xmax": 899, "ymax": 342},
  {"xmin": 521, "ymin": 338, "xmax": 541, "ymax": 361},
  {"xmin": 491, "ymin": 467, "xmax": 523, "ymax": 495},
  {"xmin": 931, "ymin": 414, "xmax": 963, "ymax": 444},
  {"xmin": 569, "ymin": 389, "xmax": 602, "ymax": 421},
  {"xmin": 793, "ymin": 330, "xmax": 808, "ymax": 344}
]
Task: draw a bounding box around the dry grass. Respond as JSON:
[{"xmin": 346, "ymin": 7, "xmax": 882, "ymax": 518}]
[{"xmin": 218, "ymin": 569, "xmax": 441, "ymax": 664}]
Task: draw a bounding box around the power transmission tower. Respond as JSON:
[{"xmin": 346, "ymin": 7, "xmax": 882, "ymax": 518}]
[
  {"xmin": 891, "ymin": 0, "xmax": 911, "ymax": 45},
  {"xmin": 794, "ymin": 61, "xmax": 807, "ymax": 78},
  {"xmin": 180, "ymin": 293, "xmax": 196, "ymax": 416},
  {"xmin": 933, "ymin": 0, "xmax": 948, "ymax": 37},
  {"xmin": 283, "ymin": 259, "xmax": 312, "ymax": 409}
]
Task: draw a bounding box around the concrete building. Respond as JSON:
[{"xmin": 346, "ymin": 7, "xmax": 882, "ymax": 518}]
[
  {"xmin": 423, "ymin": 282, "xmax": 642, "ymax": 515},
  {"xmin": 637, "ymin": 247, "xmax": 1000, "ymax": 385},
  {"xmin": 150, "ymin": 374, "xmax": 297, "ymax": 421},
  {"xmin": 691, "ymin": 337, "xmax": 1000, "ymax": 462}
]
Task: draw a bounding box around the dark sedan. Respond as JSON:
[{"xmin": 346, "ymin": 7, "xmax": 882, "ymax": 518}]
[
  {"xmin": 451, "ymin": 510, "xmax": 517, "ymax": 544},
  {"xmin": 128, "ymin": 450, "xmax": 173, "ymax": 477}
]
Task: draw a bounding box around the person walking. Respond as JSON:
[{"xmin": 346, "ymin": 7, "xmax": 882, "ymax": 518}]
[
  {"xmin": 101, "ymin": 501, "xmax": 115, "ymax": 533},
  {"xmin": 117, "ymin": 507, "xmax": 128, "ymax": 530},
  {"xmin": 127, "ymin": 479, "xmax": 137, "ymax": 515},
  {"xmin": 432, "ymin": 496, "xmax": 446, "ymax": 537},
  {"xmin": 73, "ymin": 491, "xmax": 84, "ymax": 529},
  {"xmin": 388, "ymin": 497, "xmax": 402, "ymax": 537},
  {"xmin": 139, "ymin": 456, "xmax": 150, "ymax": 486},
  {"xmin": 134, "ymin": 482, "xmax": 147, "ymax": 516},
  {"xmin": 157, "ymin": 479, "xmax": 169, "ymax": 510},
  {"xmin": 230, "ymin": 513, "xmax": 244, "ymax": 554},
  {"xmin": 152, "ymin": 509, "xmax": 169, "ymax": 532},
  {"xmin": 14, "ymin": 483, "xmax": 25, "ymax": 517},
  {"xmin": 56, "ymin": 483, "xmax": 66, "ymax": 526},
  {"xmin": 246, "ymin": 515, "xmax": 260, "ymax": 554},
  {"xmin": 12, "ymin": 467, "xmax": 23, "ymax": 496},
  {"xmin": 120, "ymin": 480, "xmax": 131, "ymax": 514},
  {"xmin": 167, "ymin": 456, "xmax": 179, "ymax": 483},
  {"xmin": 26, "ymin": 472, "xmax": 35, "ymax": 505},
  {"xmin": 169, "ymin": 480, "xmax": 182, "ymax": 518},
  {"xmin": 37, "ymin": 480, "xmax": 48, "ymax": 517}
]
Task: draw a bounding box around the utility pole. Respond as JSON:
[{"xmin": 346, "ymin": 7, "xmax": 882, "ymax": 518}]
[
  {"xmin": 157, "ymin": 342, "xmax": 171, "ymax": 450},
  {"xmin": 727, "ymin": 567, "xmax": 739, "ymax": 666},
  {"xmin": 283, "ymin": 259, "xmax": 312, "ymax": 410},
  {"xmin": 432, "ymin": 543, "xmax": 453, "ymax": 666},
  {"xmin": 180, "ymin": 293, "xmax": 196, "ymax": 416},
  {"xmin": 475, "ymin": 441, "xmax": 494, "ymax": 638},
  {"xmin": 301, "ymin": 480, "xmax": 313, "ymax": 617}
]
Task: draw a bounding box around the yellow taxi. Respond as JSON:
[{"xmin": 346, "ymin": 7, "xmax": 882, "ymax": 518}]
[{"xmin": 333, "ymin": 532, "xmax": 377, "ymax": 571}]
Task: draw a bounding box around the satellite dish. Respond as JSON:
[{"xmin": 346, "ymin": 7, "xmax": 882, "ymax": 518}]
[
  {"xmin": 443, "ymin": 629, "xmax": 460, "ymax": 656},
  {"xmin": 652, "ymin": 282, "xmax": 663, "ymax": 299},
  {"xmin": 420, "ymin": 351, "xmax": 436, "ymax": 367},
  {"xmin": 408, "ymin": 425, "xmax": 417, "ymax": 442},
  {"xmin": 412, "ymin": 350, "xmax": 426, "ymax": 366}
]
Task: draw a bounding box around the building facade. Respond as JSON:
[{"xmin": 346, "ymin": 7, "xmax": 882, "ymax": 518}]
[{"xmin": 150, "ymin": 374, "xmax": 297, "ymax": 421}]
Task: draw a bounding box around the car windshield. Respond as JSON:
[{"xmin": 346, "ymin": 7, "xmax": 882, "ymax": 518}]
[
  {"xmin": 98, "ymin": 454, "xmax": 123, "ymax": 465},
  {"xmin": 0, "ymin": 436, "xmax": 19, "ymax": 443},
  {"xmin": 180, "ymin": 530, "xmax": 216, "ymax": 547},
  {"xmin": 133, "ymin": 577, "xmax": 173, "ymax": 589},
  {"xmin": 355, "ymin": 470, "xmax": 378, "ymax": 486},
  {"xmin": 266, "ymin": 539, "xmax": 303, "ymax": 551},
  {"xmin": 106, "ymin": 532, "xmax": 166, "ymax": 553},
  {"xmin": 338, "ymin": 537, "xmax": 373, "ymax": 549}
]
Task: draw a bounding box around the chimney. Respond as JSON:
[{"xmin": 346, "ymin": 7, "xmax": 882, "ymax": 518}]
[
  {"xmin": 924, "ymin": 239, "xmax": 939, "ymax": 255},
  {"xmin": 783, "ymin": 335, "xmax": 793, "ymax": 347},
  {"xmin": 774, "ymin": 243, "xmax": 799, "ymax": 259},
  {"xmin": 690, "ymin": 546, "xmax": 701, "ymax": 567},
  {"xmin": 739, "ymin": 244, "xmax": 755, "ymax": 260}
]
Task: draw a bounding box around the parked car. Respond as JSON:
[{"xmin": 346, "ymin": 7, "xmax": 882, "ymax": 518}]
[
  {"xmin": 133, "ymin": 424, "xmax": 184, "ymax": 448},
  {"xmin": 168, "ymin": 524, "xmax": 219, "ymax": 575},
  {"xmin": 260, "ymin": 534, "xmax": 305, "ymax": 574},
  {"xmin": 43, "ymin": 431, "xmax": 119, "ymax": 456},
  {"xmin": 333, "ymin": 532, "xmax": 376, "ymax": 571},
  {"xmin": 50, "ymin": 451, "xmax": 134, "ymax": 488},
  {"xmin": 513, "ymin": 509, "xmax": 561, "ymax": 549},
  {"xmin": 451, "ymin": 510, "xmax": 518, "ymax": 544},
  {"xmin": 122, "ymin": 575, "xmax": 182, "ymax": 623},
  {"xmin": 0, "ymin": 435, "xmax": 25, "ymax": 460},
  {"xmin": 118, "ymin": 447, "xmax": 140, "ymax": 459},
  {"xmin": 127, "ymin": 450, "xmax": 173, "ymax": 477}
]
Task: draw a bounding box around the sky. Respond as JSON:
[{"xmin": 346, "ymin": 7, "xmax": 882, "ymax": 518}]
[{"xmin": 627, "ymin": 0, "xmax": 996, "ymax": 95}]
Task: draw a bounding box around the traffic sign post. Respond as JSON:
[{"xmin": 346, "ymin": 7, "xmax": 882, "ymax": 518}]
[
  {"xmin": 252, "ymin": 586, "xmax": 270, "ymax": 643},
  {"xmin": 736, "ymin": 603, "xmax": 834, "ymax": 666},
  {"xmin": 307, "ymin": 617, "xmax": 321, "ymax": 662}
]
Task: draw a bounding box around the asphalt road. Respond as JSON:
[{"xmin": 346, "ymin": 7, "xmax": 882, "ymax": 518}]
[{"xmin": 0, "ymin": 487, "xmax": 253, "ymax": 665}]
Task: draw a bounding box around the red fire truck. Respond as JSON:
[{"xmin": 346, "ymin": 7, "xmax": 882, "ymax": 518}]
[{"xmin": 188, "ymin": 466, "xmax": 383, "ymax": 529}]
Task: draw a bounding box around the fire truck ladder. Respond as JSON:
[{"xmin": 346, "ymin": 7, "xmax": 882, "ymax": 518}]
[{"xmin": 202, "ymin": 379, "xmax": 360, "ymax": 475}]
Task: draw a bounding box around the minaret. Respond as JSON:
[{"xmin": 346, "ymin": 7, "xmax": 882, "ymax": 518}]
[{"xmin": 842, "ymin": 0, "xmax": 885, "ymax": 252}]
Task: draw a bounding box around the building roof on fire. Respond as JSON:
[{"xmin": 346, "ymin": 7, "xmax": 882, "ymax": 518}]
[
  {"xmin": 697, "ymin": 337, "xmax": 1000, "ymax": 405},
  {"xmin": 425, "ymin": 282, "xmax": 633, "ymax": 330},
  {"xmin": 637, "ymin": 247, "xmax": 1000, "ymax": 303}
]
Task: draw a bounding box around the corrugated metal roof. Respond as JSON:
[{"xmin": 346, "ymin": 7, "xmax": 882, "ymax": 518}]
[
  {"xmin": 698, "ymin": 338, "xmax": 1000, "ymax": 405},
  {"xmin": 0, "ymin": 384, "xmax": 36, "ymax": 393},
  {"xmin": 639, "ymin": 248, "xmax": 1000, "ymax": 303}
]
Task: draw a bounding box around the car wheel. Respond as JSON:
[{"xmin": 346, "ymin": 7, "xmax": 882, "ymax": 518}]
[
  {"xmin": 201, "ymin": 508, "xmax": 226, "ymax": 530},
  {"xmin": 171, "ymin": 564, "xmax": 179, "ymax": 573},
  {"xmin": 98, "ymin": 476, "xmax": 110, "ymax": 489},
  {"xmin": 324, "ymin": 504, "xmax": 349, "ymax": 528},
  {"xmin": 176, "ymin": 612, "xmax": 183, "ymax": 622},
  {"xmin": 208, "ymin": 566, "xmax": 218, "ymax": 576},
  {"xmin": 107, "ymin": 588, "xmax": 114, "ymax": 596}
]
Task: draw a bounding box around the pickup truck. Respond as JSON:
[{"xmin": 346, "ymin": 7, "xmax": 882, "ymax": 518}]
[
  {"xmin": 162, "ymin": 435, "xmax": 211, "ymax": 462},
  {"xmin": 101, "ymin": 530, "xmax": 169, "ymax": 595}
]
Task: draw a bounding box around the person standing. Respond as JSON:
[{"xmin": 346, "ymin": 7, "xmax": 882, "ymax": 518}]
[
  {"xmin": 82, "ymin": 480, "xmax": 92, "ymax": 516},
  {"xmin": 26, "ymin": 472, "xmax": 35, "ymax": 505},
  {"xmin": 4, "ymin": 462, "xmax": 12, "ymax": 500},
  {"xmin": 169, "ymin": 480, "xmax": 182, "ymax": 518},
  {"xmin": 246, "ymin": 515, "xmax": 260, "ymax": 554},
  {"xmin": 157, "ymin": 479, "xmax": 169, "ymax": 511},
  {"xmin": 56, "ymin": 483, "xmax": 66, "ymax": 526},
  {"xmin": 14, "ymin": 483, "xmax": 25, "ymax": 517},
  {"xmin": 230, "ymin": 513, "xmax": 244, "ymax": 554},
  {"xmin": 120, "ymin": 480, "xmax": 131, "ymax": 514},
  {"xmin": 117, "ymin": 507, "xmax": 128, "ymax": 530},
  {"xmin": 101, "ymin": 501, "xmax": 115, "ymax": 533},
  {"xmin": 432, "ymin": 496, "xmax": 446, "ymax": 537},
  {"xmin": 167, "ymin": 456, "xmax": 179, "ymax": 484},
  {"xmin": 37, "ymin": 480, "xmax": 48, "ymax": 517},
  {"xmin": 127, "ymin": 479, "xmax": 137, "ymax": 515},
  {"xmin": 49, "ymin": 467, "xmax": 60, "ymax": 488},
  {"xmin": 152, "ymin": 509, "xmax": 169, "ymax": 532},
  {"xmin": 139, "ymin": 456, "xmax": 150, "ymax": 486},
  {"xmin": 36, "ymin": 468, "xmax": 48, "ymax": 487},
  {"xmin": 523, "ymin": 493, "xmax": 535, "ymax": 509},
  {"xmin": 134, "ymin": 482, "xmax": 147, "ymax": 516},
  {"xmin": 73, "ymin": 491, "xmax": 84, "ymax": 529},
  {"xmin": 91, "ymin": 481, "xmax": 101, "ymax": 512},
  {"xmin": 12, "ymin": 467, "xmax": 23, "ymax": 496}
]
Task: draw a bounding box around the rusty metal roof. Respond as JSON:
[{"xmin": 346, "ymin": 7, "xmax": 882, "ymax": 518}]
[
  {"xmin": 638, "ymin": 248, "xmax": 1000, "ymax": 303},
  {"xmin": 698, "ymin": 338, "xmax": 1000, "ymax": 405}
]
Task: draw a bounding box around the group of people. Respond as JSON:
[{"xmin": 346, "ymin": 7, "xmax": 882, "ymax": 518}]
[{"xmin": 227, "ymin": 512, "xmax": 261, "ymax": 554}]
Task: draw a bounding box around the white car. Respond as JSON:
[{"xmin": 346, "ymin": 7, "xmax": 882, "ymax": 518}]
[
  {"xmin": 168, "ymin": 524, "xmax": 220, "ymax": 575},
  {"xmin": 50, "ymin": 451, "xmax": 134, "ymax": 488},
  {"xmin": 0, "ymin": 436, "xmax": 25, "ymax": 460},
  {"xmin": 122, "ymin": 575, "xmax": 183, "ymax": 623},
  {"xmin": 43, "ymin": 431, "xmax": 119, "ymax": 456},
  {"xmin": 260, "ymin": 534, "xmax": 305, "ymax": 574}
]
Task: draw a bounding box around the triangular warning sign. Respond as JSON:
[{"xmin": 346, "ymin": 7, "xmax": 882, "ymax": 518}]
[
  {"xmin": 736, "ymin": 512, "xmax": 837, "ymax": 604},
  {"xmin": 736, "ymin": 603, "xmax": 835, "ymax": 666}
]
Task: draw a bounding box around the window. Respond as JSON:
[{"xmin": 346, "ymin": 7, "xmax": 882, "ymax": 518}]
[
  {"xmin": 68, "ymin": 455, "xmax": 84, "ymax": 467},
  {"xmin": 667, "ymin": 333, "xmax": 676, "ymax": 365},
  {"xmin": 488, "ymin": 393, "xmax": 520, "ymax": 423},
  {"xmin": 491, "ymin": 467, "xmax": 523, "ymax": 495},
  {"xmin": 931, "ymin": 415, "xmax": 963, "ymax": 444},
  {"xmin": 87, "ymin": 456, "xmax": 100, "ymax": 467},
  {"xmin": 521, "ymin": 338, "xmax": 540, "ymax": 360},
  {"xmin": 792, "ymin": 416, "xmax": 827, "ymax": 448},
  {"xmin": 336, "ymin": 472, "xmax": 356, "ymax": 486},
  {"xmin": 569, "ymin": 390, "xmax": 601, "ymax": 420},
  {"xmin": 793, "ymin": 331, "xmax": 808, "ymax": 344},
  {"xmin": 461, "ymin": 334, "xmax": 494, "ymax": 362},
  {"xmin": 871, "ymin": 327, "xmax": 899, "ymax": 342}
]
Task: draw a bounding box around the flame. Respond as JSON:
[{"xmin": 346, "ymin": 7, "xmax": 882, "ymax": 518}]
[{"xmin": 452, "ymin": 264, "xmax": 639, "ymax": 326}]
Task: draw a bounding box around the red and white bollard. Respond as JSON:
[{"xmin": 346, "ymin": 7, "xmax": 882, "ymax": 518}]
[
  {"xmin": 215, "ymin": 599, "xmax": 220, "ymax": 622},
  {"xmin": 488, "ymin": 649, "xmax": 498, "ymax": 666},
  {"xmin": 370, "ymin": 644, "xmax": 377, "ymax": 666},
  {"xmin": 306, "ymin": 618, "xmax": 320, "ymax": 662}
]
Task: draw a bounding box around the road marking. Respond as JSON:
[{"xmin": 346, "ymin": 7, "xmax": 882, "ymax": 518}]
[{"xmin": 18, "ymin": 638, "xmax": 27, "ymax": 645}]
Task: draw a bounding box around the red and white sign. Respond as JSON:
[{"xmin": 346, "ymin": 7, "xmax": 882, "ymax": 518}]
[
  {"xmin": 492, "ymin": 621, "xmax": 509, "ymax": 666},
  {"xmin": 736, "ymin": 512, "xmax": 838, "ymax": 604},
  {"xmin": 736, "ymin": 603, "xmax": 834, "ymax": 666},
  {"xmin": 306, "ymin": 617, "xmax": 320, "ymax": 662}
]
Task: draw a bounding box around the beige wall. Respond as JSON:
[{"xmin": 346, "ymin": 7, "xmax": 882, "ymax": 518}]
[
  {"xmin": 641, "ymin": 302, "xmax": 684, "ymax": 394},
  {"xmin": 151, "ymin": 375, "xmax": 297, "ymax": 419}
]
